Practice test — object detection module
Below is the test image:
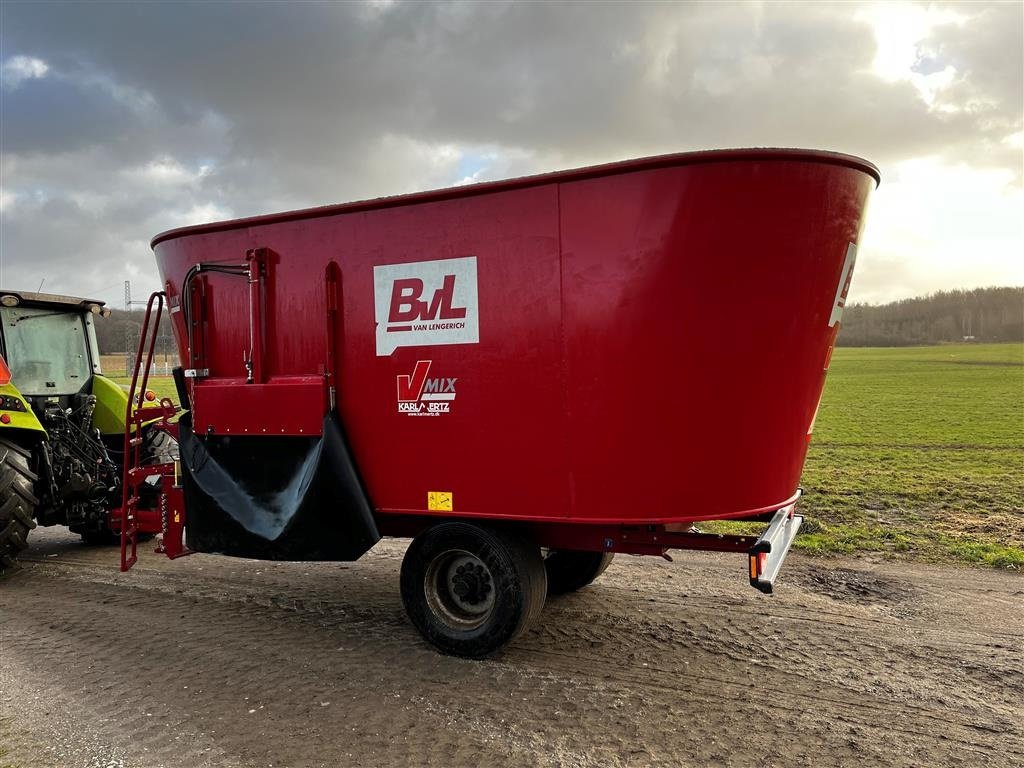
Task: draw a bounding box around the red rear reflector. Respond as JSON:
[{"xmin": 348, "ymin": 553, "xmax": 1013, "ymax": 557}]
[
  {"xmin": 749, "ymin": 552, "xmax": 768, "ymax": 579},
  {"xmin": 750, "ymin": 552, "xmax": 767, "ymax": 579},
  {"xmin": 0, "ymin": 414, "xmax": 10, "ymax": 424},
  {"xmin": 145, "ymin": 390, "xmax": 156, "ymax": 401},
  {"xmin": 0, "ymin": 355, "xmax": 10, "ymax": 387}
]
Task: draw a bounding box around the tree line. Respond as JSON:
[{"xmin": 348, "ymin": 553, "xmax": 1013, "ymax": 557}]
[
  {"xmin": 94, "ymin": 307, "xmax": 177, "ymax": 359},
  {"xmin": 93, "ymin": 286, "xmax": 1022, "ymax": 353},
  {"xmin": 838, "ymin": 286, "xmax": 1023, "ymax": 347}
]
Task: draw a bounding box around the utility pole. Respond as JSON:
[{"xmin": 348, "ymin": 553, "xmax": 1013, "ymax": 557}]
[{"xmin": 123, "ymin": 280, "xmax": 148, "ymax": 375}]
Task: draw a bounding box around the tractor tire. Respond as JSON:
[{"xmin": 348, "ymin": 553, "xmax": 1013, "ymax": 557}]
[
  {"xmin": 137, "ymin": 427, "xmax": 178, "ymax": 542},
  {"xmin": 0, "ymin": 437, "xmax": 39, "ymax": 574},
  {"xmin": 401, "ymin": 523, "xmax": 547, "ymax": 658},
  {"xmin": 544, "ymin": 550, "xmax": 615, "ymax": 595},
  {"xmin": 79, "ymin": 528, "xmax": 120, "ymax": 546},
  {"xmin": 143, "ymin": 427, "xmax": 179, "ymax": 463}
]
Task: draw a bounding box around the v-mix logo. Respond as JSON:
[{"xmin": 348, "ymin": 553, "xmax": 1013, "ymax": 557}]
[{"xmin": 396, "ymin": 360, "xmax": 457, "ymax": 416}]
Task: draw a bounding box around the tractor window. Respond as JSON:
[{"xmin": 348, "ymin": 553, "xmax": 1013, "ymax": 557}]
[{"xmin": 0, "ymin": 306, "xmax": 92, "ymax": 395}]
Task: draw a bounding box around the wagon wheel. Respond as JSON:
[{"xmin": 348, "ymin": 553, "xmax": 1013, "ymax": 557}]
[
  {"xmin": 400, "ymin": 522, "xmax": 547, "ymax": 658},
  {"xmin": 544, "ymin": 550, "xmax": 615, "ymax": 595}
]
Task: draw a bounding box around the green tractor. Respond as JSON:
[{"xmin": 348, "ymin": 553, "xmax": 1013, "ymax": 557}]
[{"xmin": 0, "ymin": 289, "xmax": 170, "ymax": 572}]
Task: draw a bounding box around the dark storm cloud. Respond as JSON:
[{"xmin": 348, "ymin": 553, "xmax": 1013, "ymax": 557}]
[
  {"xmin": 0, "ymin": 1, "xmax": 1020, "ymax": 304},
  {"xmin": 1, "ymin": 75, "xmax": 139, "ymax": 154}
]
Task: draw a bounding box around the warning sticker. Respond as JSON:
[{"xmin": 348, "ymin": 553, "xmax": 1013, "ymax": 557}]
[{"xmin": 428, "ymin": 491, "xmax": 453, "ymax": 512}]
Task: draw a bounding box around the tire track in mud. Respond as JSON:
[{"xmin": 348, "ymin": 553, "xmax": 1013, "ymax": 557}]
[
  {"xmin": 42, "ymin": 554, "xmax": 1019, "ymax": 724},
  {"xmin": 2, "ymin": 574, "xmax": 563, "ymax": 768},
  {"xmin": 3, "ymin": 534, "xmax": 1022, "ymax": 768},
  {"xmin": 2, "ymin": 570, "xmax": 693, "ymax": 767}
]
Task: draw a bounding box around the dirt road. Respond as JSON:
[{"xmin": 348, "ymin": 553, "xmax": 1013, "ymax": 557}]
[{"xmin": 2, "ymin": 527, "xmax": 1021, "ymax": 768}]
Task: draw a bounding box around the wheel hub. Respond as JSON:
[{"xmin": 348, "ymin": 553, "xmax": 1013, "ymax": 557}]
[
  {"xmin": 424, "ymin": 550, "xmax": 496, "ymax": 629},
  {"xmin": 450, "ymin": 562, "xmax": 492, "ymax": 606}
]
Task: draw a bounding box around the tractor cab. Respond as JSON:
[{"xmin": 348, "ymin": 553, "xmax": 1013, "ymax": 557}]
[
  {"xmin": 0, "ymin": 290, "xmax": 131, "ymax": 449},
  {"xmin": 0, "ymin": 290, "xmax": 108, "ymax": 397}
]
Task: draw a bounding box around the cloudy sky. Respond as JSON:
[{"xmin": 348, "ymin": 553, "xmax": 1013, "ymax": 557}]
[{"xmin": 1, "ymin": 1, "xmax": 1021, "ymax": 307}]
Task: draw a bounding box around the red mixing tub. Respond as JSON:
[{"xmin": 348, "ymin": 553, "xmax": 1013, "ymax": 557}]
[{"xmin": 127, "ymin": 148, "xmax": 878, "ymax": 656}]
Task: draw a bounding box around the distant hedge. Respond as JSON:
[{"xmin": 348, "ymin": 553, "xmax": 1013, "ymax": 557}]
[
  {"xmin": 94, "ymin": 285, "xmax": 1023, "ymax": 352},
  {"xmin": 838, "ymin": 286, "xmax": 1023, "ymax": 347}
]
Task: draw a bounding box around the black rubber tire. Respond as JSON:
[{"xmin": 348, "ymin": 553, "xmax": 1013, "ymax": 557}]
[
  {"xmin": 0, "ymin": 437, "xmax": 39, "ymax": 574},
  {"xmin": 136, "ymin": 427, "xmax": 176, "ymax": 543},
  {"xmin": 143, "ymin": 426, "xmax": 179, "ymax": 463},
  {"xmin": 400, "ymin": 523, "xmax": 547, "ymax": 658},
  {"xmin": 544, "ymin": 550, "xmax": 615, "ymax": 595},
  {"xmin": 79, "ymin": 529, "xmax": 154, "ymax": 546},
  {"xmin": 79, "ymin": 530, "xmax": 117, "ymax": 545}
]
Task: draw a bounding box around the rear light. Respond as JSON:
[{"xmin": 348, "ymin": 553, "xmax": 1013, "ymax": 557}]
[
  {"xmin": 749, "ymin": 551, "xmax": 767, "ymax": 579},
  {"xmin": 0, "ymin": 355, "xmax": 10, "ymax": 387},
  {"xmin": 145, "ymin": 390, "xmax": 157, "ymax": 402}
]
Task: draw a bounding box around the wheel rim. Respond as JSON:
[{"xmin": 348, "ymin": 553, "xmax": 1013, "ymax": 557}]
[{"xmin": 423, "ymin": 549, "xmax": 496, "ymax": 630}]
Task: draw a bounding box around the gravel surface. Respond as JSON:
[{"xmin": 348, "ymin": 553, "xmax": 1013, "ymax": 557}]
[{"xmin": 2, "ymin": 526, "xmax": 1022, "ymax": 767}]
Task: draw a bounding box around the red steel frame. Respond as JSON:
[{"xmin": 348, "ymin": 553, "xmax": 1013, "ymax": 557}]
[{"xmin": 117, "ymin": 291, "xmax": 189, "ymax": 571}]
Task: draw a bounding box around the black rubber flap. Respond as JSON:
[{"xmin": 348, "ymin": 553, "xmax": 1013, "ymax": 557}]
[{"xmin": 178, "ymin": 411, "xmax": 380, "ymax": 560}]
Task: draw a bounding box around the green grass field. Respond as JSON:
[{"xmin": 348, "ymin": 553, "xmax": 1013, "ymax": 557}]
[
  {"xmin": 110, "ymin": 377, "xmax": 178, "ymax": 402},
  {"xmin": 118, "ymin": 342, "xmax": 1024, "ymax": 568},
  {"xmin": 708, "ymin": 342, "xmax": 1024, "ymax": 568}
]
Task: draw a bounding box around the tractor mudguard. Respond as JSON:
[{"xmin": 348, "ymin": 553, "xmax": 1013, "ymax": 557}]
[
  {"xmin": 0, "ymin": 382, "xmax": 45, "ymax": 435},
  {"xmin": 177, "ymin": 411, "xmax": 380, "ymax": 561},
  {"xmin": 91, "ymin": 374, "xmax": 129, "ymax": 435}
]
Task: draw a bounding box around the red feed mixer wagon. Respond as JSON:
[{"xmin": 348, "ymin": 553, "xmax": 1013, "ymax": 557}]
[{"xmin": 120, "ymin": 148, "xmax": 878, "ymax": 657}]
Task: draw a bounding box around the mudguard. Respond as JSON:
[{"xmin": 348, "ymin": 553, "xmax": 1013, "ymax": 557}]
[
  {"xmin": 177, "ymin": 411, "xmax": 380, "ymax": 560},
  {"xmin": 0, "ymin": 382, "xmax": 44, "ymax": 435},
  {"xmin": 91, "ymin": 374, "xmax": 130, "ymax": 435}
]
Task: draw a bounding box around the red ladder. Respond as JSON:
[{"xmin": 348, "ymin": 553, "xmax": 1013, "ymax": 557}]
[{"xmin": 119, "ymin": 291, "xmax": 190, "ymax": 571}]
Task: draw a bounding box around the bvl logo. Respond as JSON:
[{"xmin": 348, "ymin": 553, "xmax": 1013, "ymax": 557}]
[
  {"xmin": 374, "ymin": 256, "xmax": 479, "ymax": 356},
  {"xmin": 396, "ymin": 360, "xmax": 457, "ymax": 416},
  {"xmin": 390, "ymin": 275, "xmax": 465, "ymax": 325}
]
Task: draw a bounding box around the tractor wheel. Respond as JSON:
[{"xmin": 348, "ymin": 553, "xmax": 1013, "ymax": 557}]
[
  {"xmin": 137, "ymin": 427, "xmax": 177, "ymax": 542},
  {"xmin": 79, "ymin": 528, "xmax": 119, "ymax": 546},
  {"xmin": 143, "ymin": 427, "xmax": 179, "ymax": 463},
  {"xmin": 78, "ymin": 526, "xmax": 150, "ymax": 546},
  {"xmin": 401, "ymin": 523, "xmax": 547, "ymax": 658},
  {"xmin": 544, "ymin": 550, "xmax": 615, "ymax": 595},
  {"xmin": 0, "ymin": 437, "xmax": 39, "ymax": 574}
]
